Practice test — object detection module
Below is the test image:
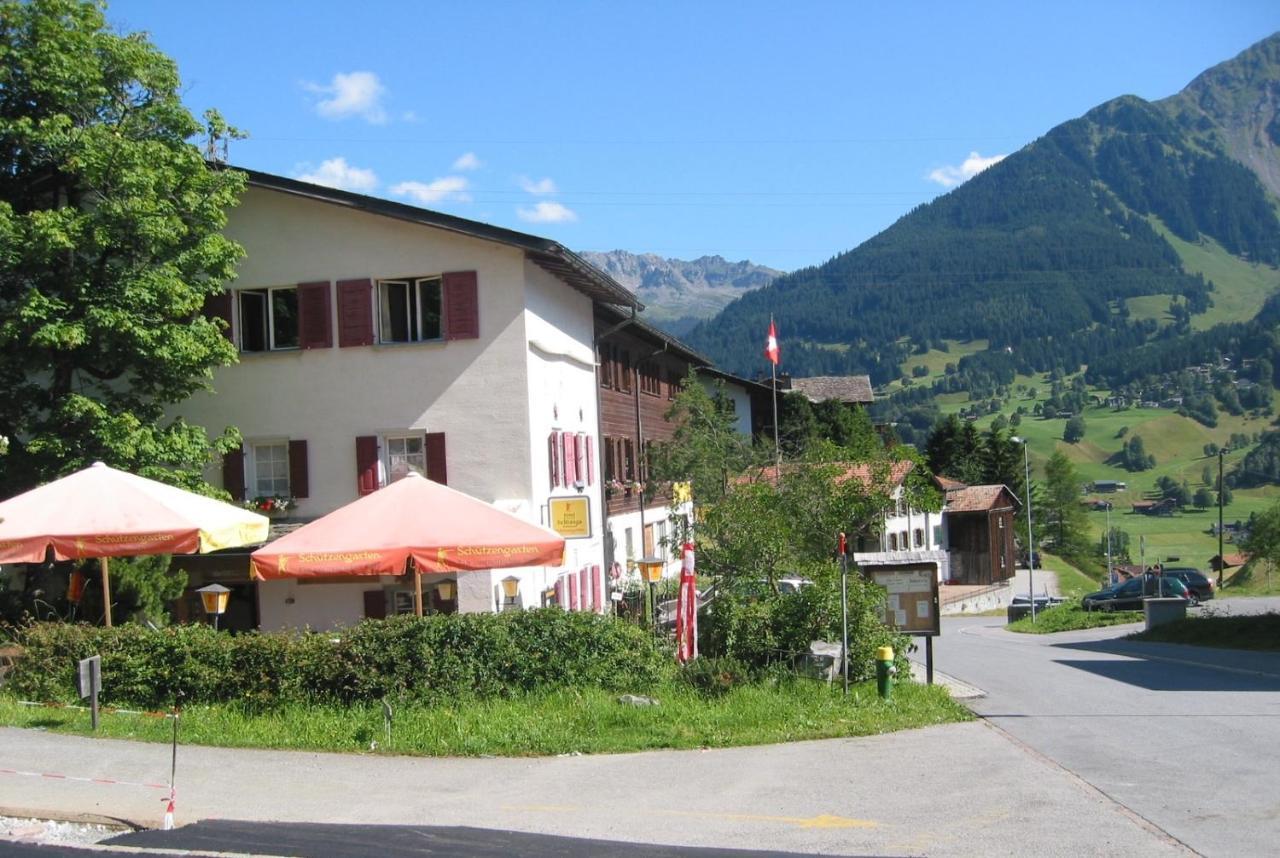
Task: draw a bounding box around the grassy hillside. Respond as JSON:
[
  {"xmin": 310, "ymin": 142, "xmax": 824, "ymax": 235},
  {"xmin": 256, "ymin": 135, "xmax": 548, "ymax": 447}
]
[{"xmin": 946, "ymin": 379, "xmax": 1277, "ymax": 572}]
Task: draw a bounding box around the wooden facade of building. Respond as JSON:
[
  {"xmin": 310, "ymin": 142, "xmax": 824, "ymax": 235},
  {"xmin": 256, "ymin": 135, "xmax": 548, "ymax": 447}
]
[{"xmin": 942, "ymin": 485, "xmax": 1020, "ymax": 585}]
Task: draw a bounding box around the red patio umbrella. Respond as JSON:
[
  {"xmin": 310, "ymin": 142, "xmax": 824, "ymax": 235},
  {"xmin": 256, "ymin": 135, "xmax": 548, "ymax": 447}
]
[
  {"xmin": 0, "ymin": 462, "xmax": 270, "ymax": 626},
  {"xmin": 249, "ymin": 473, "xmax": 566, "ymax": 614},
  {"xmin": 675, "ymin": 541, "xmax": 698, "ymax": 663}
]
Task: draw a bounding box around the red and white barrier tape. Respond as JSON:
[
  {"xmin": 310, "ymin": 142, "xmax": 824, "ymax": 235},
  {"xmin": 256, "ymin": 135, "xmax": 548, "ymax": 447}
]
[{"xmin": 0, "ymin": 767, "xmax": 168, "ymax": 791}]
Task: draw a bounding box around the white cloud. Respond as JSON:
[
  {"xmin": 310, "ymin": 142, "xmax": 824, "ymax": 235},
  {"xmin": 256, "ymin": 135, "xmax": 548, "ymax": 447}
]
[
  {"xmin": 927, "ymin": 151, "xmax": 1007, "ymax": 188},
  {"xmin": 452, "ymin": 152, "xmax": 482, "ymax": 171},
  {"xmin": 517, "ymin": 201, "xmax": 578, "ymax": 223},
  {"xmin": 294, "ymin": 157, "xmax": 378, "ymax": 192},
  {"xmin": 305, "ymin": 71, "xmax": 387, "ymax": 123},
  {"xmin": 390, "ymin": 176, "xmax": 471, "ymax": 205},
  {"xmin": 518, "ymin": 176, "xmax": 558, "ymax": 195}
]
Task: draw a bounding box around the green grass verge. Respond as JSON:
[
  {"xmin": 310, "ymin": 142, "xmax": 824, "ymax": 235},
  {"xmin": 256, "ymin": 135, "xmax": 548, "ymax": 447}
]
[
  {"xmin": 0, "ymin": 681, "xmax": 971, "ymax": 757},
  {"xmin": 1007, "ymin": 602, "xmax": 1143, "ymax": 634},
  {"xmin": 1221, "ymin": 563, "xmax": 1280, "ymax": 596},
  {"xmin": 1129, "ymin": 613, "xmax": 1280, "ymax": 651}
]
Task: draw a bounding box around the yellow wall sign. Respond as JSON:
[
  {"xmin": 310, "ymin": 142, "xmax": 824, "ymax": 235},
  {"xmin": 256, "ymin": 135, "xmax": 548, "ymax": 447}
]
[{"xmin": 550, "ymin": 497, "xmax": 592, "ymax": 538}]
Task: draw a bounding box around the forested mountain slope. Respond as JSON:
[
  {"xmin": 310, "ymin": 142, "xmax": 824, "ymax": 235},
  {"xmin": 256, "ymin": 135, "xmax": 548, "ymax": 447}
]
[{"xmin": 688, "ymin": 34, "xmax": 1280, "ymax": 386}]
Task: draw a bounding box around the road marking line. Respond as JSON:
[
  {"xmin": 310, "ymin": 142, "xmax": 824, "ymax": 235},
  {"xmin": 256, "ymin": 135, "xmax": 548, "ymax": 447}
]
[
  {"xmin": 502, "ymin": 803, "xmax": 876, "ymax": 829},
  {"xmin": 0, "ymin": 768, "xmax": 167, "ymax": 791}
]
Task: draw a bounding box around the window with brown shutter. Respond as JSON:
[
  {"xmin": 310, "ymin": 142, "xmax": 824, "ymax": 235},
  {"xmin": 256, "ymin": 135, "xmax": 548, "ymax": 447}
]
[
  {"xmin": 222, "ymin": 446, "xmax": 245, "ymax": 501},
  {"xmin": 424, "ymin": 432, "xmax": 447, "ymax": 485},
  {"xmin": 288, "ymin": 440, "xmax": 310, "ymax": 499},
  {"xmin": 639, "ymin": 362, "xmax": 662, "ymax": 396},
  {"xmin": 599, "ymin": 344, "xmax": 614, "ymax": 390},
  {"xmin": 337, "ymin": 279, "xmax": 375, "ymax": 347},
  {"xmin": 356, "ymin": 435, "xmax": 380, "ymax": 495},
  {"xmin": 442, "ymin": 270, "xmax": 479, "ymax": 340},
  {"xmin": 296, "ymin": 282, "xmax": 333, "ymax": 349},
  {"xmin": 618, "ymin": 350, "xmax": 633, "ymax": 393}
]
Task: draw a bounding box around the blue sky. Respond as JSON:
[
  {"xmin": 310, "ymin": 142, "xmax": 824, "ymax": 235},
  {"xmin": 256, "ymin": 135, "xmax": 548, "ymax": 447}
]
[{"xmin": 111, "ymin": 1, "xmax": 1280, "ymax": 272}]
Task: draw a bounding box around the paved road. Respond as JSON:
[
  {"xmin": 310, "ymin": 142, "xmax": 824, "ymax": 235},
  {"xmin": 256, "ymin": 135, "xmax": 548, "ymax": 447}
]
[
  {"xmin": 923, "ymin": 600, "xmax": 1280, "ymax": 857},
  {"xmin": 0, "ymin": 717, "xmax": 1187, "ymax": 857}
]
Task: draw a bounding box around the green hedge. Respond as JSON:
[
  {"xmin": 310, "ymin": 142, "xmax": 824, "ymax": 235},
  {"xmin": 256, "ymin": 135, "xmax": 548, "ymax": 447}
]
[{"xmin": 6, "ymin": 610, "xmax": 674, "ymax": 710}]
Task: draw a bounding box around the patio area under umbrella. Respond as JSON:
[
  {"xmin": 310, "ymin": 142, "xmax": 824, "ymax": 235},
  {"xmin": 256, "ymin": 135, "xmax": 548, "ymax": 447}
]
[
  {"xmin": 249, "ymin": 473, "xmax": 566, "ymax": 615},
  {"xmin": 0, "ymin": 462, "xmax": 271, "ymax": 626}
]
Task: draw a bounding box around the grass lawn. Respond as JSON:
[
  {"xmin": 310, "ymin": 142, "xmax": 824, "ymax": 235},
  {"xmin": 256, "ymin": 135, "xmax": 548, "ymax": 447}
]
[
  {"xmin": 1129, "ymin": 613, "xmax": 1280, "ymax": 651},
  {"xmin": 0, "ymin": 681, "xmax": 971, "ymax": 757},
  {"xmin": 1221, "ymin": 562, "xmax": 1280, "ymax": 596},
  {"xmin": 1007, "ymin": 602, "xmax": 1143, "ymax": 634}
]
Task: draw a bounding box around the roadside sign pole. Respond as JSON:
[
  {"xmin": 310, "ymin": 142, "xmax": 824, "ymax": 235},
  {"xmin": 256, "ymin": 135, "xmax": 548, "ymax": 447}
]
[{"xmin": 925, "ymin": 636, "xmax": 934, "ymax": 685}]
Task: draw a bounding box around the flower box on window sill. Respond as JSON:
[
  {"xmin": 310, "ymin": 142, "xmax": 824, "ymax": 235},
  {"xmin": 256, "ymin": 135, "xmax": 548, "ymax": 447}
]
[{"xmin": 245, "ymin": 495, "xmax": 295, "ymax": 517}]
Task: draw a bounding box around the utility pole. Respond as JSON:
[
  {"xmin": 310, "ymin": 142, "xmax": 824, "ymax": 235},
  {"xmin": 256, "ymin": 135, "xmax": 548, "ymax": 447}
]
[{"xmin": 1217, "ymin": 446, "xmax": 1229, "ymax": 588}]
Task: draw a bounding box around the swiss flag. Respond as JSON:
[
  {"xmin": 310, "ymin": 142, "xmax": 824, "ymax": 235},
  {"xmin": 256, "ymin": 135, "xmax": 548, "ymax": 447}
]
[{"xmin": 764, "ymin": 319, "xmax": 780, "ymax": 365}]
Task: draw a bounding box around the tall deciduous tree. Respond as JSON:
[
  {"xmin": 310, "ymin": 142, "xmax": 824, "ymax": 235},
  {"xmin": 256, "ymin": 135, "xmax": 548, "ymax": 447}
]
[{"xmin": 0, "ymin": 0, "xmax": 245, "ymax": 494}]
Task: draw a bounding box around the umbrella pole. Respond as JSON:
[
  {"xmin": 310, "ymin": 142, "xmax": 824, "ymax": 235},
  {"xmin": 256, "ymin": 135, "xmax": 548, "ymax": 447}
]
[
  {"xmin": 101, "ymin": 557, "xmax": 113, "ymax": 628},
  {"xmin": 412, "ymin": 559, "xmax": 424, "ymax": 617}
]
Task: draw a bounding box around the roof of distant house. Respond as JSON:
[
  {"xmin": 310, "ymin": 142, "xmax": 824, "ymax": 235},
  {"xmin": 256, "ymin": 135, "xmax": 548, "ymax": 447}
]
[
  {"xmin": 235, "ymin": 166, "xmax": 640, "ymax": 311},
  {"xmin": 934, "ymin": 475, "xmax": 968, "ymax": 491},
  {"xmin": 944, "ymin": 485, "xmax": 1018, "ymax": 513},
  {"xmin": 790, "ymin": 375, "xmax": 874, "ymax": 404}
]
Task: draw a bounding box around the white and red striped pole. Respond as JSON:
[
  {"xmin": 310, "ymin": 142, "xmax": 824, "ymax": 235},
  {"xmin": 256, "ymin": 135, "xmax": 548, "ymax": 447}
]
[{"xmin": 676, "ymin": 542, "xmax": 698, "ymax": 663}]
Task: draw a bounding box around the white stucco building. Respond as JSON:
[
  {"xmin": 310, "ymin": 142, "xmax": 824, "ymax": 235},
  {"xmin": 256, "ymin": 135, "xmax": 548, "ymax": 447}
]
[{"xmin": 174, "ymin": 169, "xmax": 642, "ymax": 629}]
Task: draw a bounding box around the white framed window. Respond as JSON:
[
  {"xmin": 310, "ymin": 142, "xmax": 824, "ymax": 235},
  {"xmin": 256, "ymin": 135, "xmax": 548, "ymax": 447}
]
[
  {"xmin": 248, "ymin": 441, "xmax": 290, "ymax": 497},
  {"xmin": 239, "ymin": 286, "xmax": 299, "ymax": 352},
  {"xmin": 378, "ymin": 277, "xmax": 442, "ymax": 343},
  {"xmin": 384, "ymin": 434, "xmax": 426, "ymax": 482}
]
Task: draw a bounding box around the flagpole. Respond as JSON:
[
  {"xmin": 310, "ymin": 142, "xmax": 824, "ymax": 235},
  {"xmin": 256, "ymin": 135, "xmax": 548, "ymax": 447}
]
[
  {"xmin": 771, "ymin": 358, "xmax": 780, "ymax": 466},
  {"xmin": 769, "ymin": 315, "xmax": 780, "ymax": 466}
]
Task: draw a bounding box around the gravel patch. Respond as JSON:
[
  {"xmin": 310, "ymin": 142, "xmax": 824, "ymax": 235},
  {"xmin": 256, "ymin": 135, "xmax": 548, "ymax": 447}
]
[{"xmin": 0, "ymin": 815, "xmax": 127, "ymax": 847}]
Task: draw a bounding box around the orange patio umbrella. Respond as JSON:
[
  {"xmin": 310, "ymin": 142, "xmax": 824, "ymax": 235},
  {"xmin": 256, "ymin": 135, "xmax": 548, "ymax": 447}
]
[
  {"xmin": 249, "ymin": 473, "xmax": 566, "ymax": 615},
  {"xmin": 0, "ymin": 462, "xmax": 271, "ymax": 626}
]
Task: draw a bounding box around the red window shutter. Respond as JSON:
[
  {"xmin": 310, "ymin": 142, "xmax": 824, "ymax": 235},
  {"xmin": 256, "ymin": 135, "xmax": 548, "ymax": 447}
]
[
  {"xmin": 337, "ymin": 279, "xmax": 374, "ymax": 347},
  {"xmin": 203, "ymin": 290, "xmax": 234, "ymax": 342},
  {"xmin": 288, "ymin": 439, "xmax": 309, "ymax": 499},
  {"xmin": 591, "ymin": 565, "xmax": 603, "ymax": 612},
  {"xmin": 222, "ymin": 445, "xmax": 245, "ymax": 501},
  {"xmin": 575, "ymin": 433, "xmax": 588, "ymax": 484},
  {"xmin": 443, "ymin": 270, "xmax": 479, "ymax": 340},
  {"xmin": 548, "ymin": 431, "xmax": 560, "ymax": 488},
  {"xmin": 563, "ymin": 432, "xmax": 577, "ymax": 485},
  {"xmin": 297, "ymin": 281, "xmax": 333, "ymax": 349},
  {"xmin": 356, "ymin": 435, "xmax": 380, "ymax": 495},
  {"xmin": 362, "ymin": 590, "xmax": 387, "ymax": 620},
  {"xmin": 585, "ymin": 435, "xmax": 595, "ymax": 486},
  {"xmin": 425, "ymin": 432, "xmax": 448, "ymax": 485}
]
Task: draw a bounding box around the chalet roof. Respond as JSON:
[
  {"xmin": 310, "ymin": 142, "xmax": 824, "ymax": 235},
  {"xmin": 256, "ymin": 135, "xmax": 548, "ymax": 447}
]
[
  {"xmin": 790, "ymin": 375, "xmax": 875, "ymax": 404},
  {"xmin": 945, "ymin": 485, "xmax": 1018, "ymax": 513},
  {"xmin": 236, "ymin": 166, "xmax": 641, "ymax": 311},
  {"xmin": 934, "ymin": 475, "xmax": 968, "ymax": 491},
  {"xmin": 595, "ymin": 304, "xmax": 711, "ymax": 365}
]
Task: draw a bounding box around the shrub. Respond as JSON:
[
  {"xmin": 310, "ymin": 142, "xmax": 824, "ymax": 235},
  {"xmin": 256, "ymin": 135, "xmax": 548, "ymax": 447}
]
[
  {"xmin": 679, "ymin": 656, "xmax": 749, "ymax": 698},
  {"xmin": 5, "ymin": 609, "xmax": 674, "ymax": 710},
  {"xmin": 699, "ymin": 566, "xmax": 905, "ymax": 682}
]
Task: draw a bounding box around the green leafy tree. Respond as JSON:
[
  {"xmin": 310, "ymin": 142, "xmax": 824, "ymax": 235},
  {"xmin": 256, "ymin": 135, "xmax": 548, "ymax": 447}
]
[
  {"xmin": 1100, "ymin": 526, "xmax": 1131, "ymax": 562},
  {"xmin": 1043, "ymin": 451, "xmax": 1088, "ymax": 551},
  {"xmin": 76, "ymin": 554, "xmax": 186, "ymax": 626},
  {"xmin": 0, "ymin": 0, "xmax": 246, "ymax": 494},
  {"xmin": 650, "ymin": 372, "xmax": 757, "ymax": 505},
  {"xmin": 1193, "ymin": 486, "xmax": 1214, "ymax": 509},
  {"xmin": 1063, "ymin": 414, "xmax": 1087, "ymax": 443}
]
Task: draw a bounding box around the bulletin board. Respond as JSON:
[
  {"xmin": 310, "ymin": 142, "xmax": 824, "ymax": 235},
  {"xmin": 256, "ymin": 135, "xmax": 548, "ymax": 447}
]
[{"xmin": 866, "ymin": 565, "xmax": 940, "ymax": 636}]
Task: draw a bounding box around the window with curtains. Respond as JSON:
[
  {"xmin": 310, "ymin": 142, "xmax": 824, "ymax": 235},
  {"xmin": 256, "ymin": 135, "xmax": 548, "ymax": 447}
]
[
  {"xmin": 385, "ymin": 434, "xmax": 426, "ymax": 481},
  {"xmin": 249, "ymin": 442, "xmax": 290, "ymax": 496}
]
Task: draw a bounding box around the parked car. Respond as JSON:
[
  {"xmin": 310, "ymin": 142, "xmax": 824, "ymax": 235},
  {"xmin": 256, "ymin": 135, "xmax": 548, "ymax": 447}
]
[
  {"xmin": 1082, "ymin": 575, "xmax": 1191, "ymax": 612},
  {"xmin": 1160, "ymin": 567, "xmax": 1214, "ymax": 605}
]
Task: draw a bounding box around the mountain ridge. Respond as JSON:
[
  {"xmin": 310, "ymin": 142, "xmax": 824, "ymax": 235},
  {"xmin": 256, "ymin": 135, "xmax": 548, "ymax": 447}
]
[{"xmin": 686, "ymin": 32, "xmax": 1280, "ymax": 385}]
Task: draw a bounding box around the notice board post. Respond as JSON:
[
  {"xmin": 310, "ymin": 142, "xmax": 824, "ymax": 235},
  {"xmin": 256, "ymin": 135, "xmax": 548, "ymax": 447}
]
[{"xmin": 865, "ymin": 565, "xmax": 940, "ymax": 684}]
